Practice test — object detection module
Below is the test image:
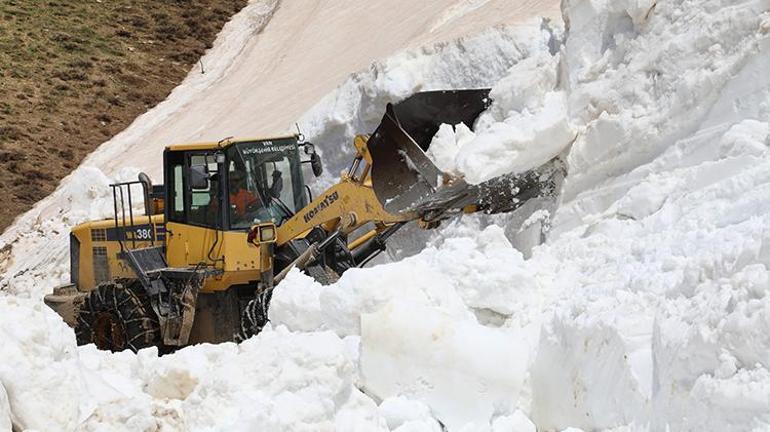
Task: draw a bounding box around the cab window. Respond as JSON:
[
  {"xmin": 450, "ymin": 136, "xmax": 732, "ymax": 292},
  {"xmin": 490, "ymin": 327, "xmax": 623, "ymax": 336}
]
[
  {"xmin": 164, "ymin": 150, "xmax": 223, "ymax": 228},
  {"xmin": 187, "ymin": 154, "xmax": 220, "ymax": 227}
]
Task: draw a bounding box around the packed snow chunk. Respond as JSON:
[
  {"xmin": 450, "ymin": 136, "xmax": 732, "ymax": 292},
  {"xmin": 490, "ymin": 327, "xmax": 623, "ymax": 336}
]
[
  {"xmin": 530, "ymin": 294, "xmax": 652, "ymax": 430},
  {"xmin": 651, "ymin": 264, "xmax": 770, "ymax": 431},
  {"xmin": 426, "ymin": 122, "xmax": 476, "ymax": 174},
  {"xmin": 378, "ymin": 396, "xmax": 435, "ymax": 430},
  {"xmin": 426, "ymin": 224, "xmax": 541, "ymax": 317},
  {"xmin": 491, "ymin": 410, "xmax": 536, "ymax": 432},
  {"xmin": 60, "ymin": 166, "xmax": 115, "ymax": 224},
  {"xmin": 334, "ymin": 388, "xmax": 389, "ymax": 432},
  {"xmin": 614, "ymin": 173, "xmax": 684, "ymax": 220},
  {"xmin": 484, "ymin": 50, "xmax": 560, "ymax": 121},
  {"xmin": 392, "ymin": 418, "xmax": 442, "ymax": 432},
  {"xmin": 144, "ymin": 327, "xmax": 384, "ymax": 431},
  {"xmin": 717, "ymin": 120, "xmax": 770, "ymax": 158},
  {"xmin": 360, "ymin": 300, "xmax": 530, "ymax": 431},
  {"xmin": 0, "ymin": 296, "xmax": 78, "ymax": 431},
  {"xmin": 271, "ymin": 254, "xmax": 472, "ymax": 336},
  {"xmin": 455, "ymin": 91, "xmax": 575, "ymax": 184},
  {"xmin": 0, "ymin": 381, "xmax": 11, "ymax": 432},
  {"xmin": 269, "ymin": 268, "xmax": 327, "ymax": 332},
  {"xmin": 0, "ymin": 295, "xmax": 124, "ymax": 431},
  {"xmin": 145, "ymin": 366, "xmax": 199, "ymax": 401}
]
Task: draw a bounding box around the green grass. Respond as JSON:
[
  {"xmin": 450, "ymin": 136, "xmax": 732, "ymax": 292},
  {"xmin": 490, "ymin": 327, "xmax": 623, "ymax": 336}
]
[{"xmin": 0, "ymin": 0, "xmax": 247, "ymax": 231}]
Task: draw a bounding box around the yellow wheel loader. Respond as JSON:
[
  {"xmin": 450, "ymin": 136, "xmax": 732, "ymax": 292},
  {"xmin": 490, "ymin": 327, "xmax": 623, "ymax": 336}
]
[{"xmin": 44, "ymin": 89, "xmax": 564, "ymax": 352}]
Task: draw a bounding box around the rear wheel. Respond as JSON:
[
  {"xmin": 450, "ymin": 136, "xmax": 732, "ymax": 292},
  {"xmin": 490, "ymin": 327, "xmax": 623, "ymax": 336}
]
[{"xmin": 75, "ymin": 280, "xmax": 160, "ymax": 352}]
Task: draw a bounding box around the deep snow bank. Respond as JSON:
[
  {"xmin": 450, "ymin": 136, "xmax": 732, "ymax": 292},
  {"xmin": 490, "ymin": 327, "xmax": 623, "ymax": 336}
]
[
  {"xmin": 0, "ymin": 293, "xmax": 386, "ymax": 431},
  {"xmin": 2, "ymin": 0, "xmax": 770, "ymax": 430},
  {"xmin": 278, "ymin": 0, "xmax": 770, "ymax": 430}
]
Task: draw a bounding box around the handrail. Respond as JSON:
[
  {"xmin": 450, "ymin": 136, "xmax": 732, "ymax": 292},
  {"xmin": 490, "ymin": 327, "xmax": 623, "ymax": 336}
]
[{"xmin": 109, "ymin": 179, "xmax": 157, "ymax": 251}]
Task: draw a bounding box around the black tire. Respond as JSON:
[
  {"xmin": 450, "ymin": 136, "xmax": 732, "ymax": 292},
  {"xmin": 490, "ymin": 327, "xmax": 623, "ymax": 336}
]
[
  {"xmin": 75, "ymin": 279, "xmax": 160, "ymax": 353},
  {"xmin": 237, "ymin": 289, "xmax": 271, "ymax": 342},
  {"xmin": 237, "ymin": 265, "xmax": 340, "ymax": 342}
]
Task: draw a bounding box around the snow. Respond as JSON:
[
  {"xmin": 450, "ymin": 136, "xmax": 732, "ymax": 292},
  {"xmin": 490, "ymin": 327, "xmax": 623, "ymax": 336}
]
[
  {"xmin": 425, "ymin": 49, "xmax": 578, "ymax": 184},
  {"xmin": 377, "ymin": 397, "xmax": 439, "ymax": 431},
  {"xmin": 0, "ymin": 302, "xmax": 387, "ymax": 431},
  {"xmin": 360, "ymin": 300, "xmax": 530, "ymax": 431},
  {"xmin": 0, "ymin": 381, "xmax": 11, "ymax": 432},
  {"xmin": 3, "ymin": 0, "xmax": 770, "ymax": 430}
]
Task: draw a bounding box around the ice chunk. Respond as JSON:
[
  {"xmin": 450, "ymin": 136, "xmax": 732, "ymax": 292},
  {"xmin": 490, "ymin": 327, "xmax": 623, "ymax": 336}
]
[
  {"xmin": 455, "ymin": 91, "xmax": 575, "ymax": 184},
  {"xmin": 361, "ymin": 300, "xmax": 530, "ymax": 431}
]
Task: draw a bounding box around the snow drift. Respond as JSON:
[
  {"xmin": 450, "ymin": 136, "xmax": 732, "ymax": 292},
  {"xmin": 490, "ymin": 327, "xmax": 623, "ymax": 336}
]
[{"xmin": 2, "ymin": 0, "xmax": 770, "ymax": 430}]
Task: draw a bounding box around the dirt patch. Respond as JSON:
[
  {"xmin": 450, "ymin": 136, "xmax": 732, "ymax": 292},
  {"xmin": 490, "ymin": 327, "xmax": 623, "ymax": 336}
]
[{"xmin": 0, "ymin": 0, "xmax": 247, "ymax": 231}]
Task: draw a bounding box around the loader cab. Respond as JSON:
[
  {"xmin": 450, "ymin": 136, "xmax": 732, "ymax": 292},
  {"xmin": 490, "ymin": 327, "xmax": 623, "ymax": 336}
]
[
  {"xmin": 163, "ymin": 136, "xmax": 308, "ymax": 231},
  {"xmin": 162, "ymin": 136, "xmax": 310, "ymax": 290},
  {"xmin": 224, "ymin": 138, "xmax": 309, "ymax": 229}
]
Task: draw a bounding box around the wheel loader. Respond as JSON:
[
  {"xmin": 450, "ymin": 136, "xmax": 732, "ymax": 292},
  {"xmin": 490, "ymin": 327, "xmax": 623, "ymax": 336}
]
[{"xmin": 44, "ymin": 89, "xmax": 564, "ymax": 352}]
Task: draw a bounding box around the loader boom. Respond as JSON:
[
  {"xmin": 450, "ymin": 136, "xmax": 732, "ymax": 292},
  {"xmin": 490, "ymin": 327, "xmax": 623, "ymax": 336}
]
[{"xmin": 276, "ymin": 136, "xmax": 409, "ymax": 246}]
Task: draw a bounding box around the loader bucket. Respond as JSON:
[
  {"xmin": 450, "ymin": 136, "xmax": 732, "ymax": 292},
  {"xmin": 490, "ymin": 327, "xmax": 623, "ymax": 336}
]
[
  {"xmin": 368, "ymin": 89, "xmax": 492, "ymax": 214},
  {"xmin": 368, "ymin": 89, "xmax": 564, "ymax": 220}
]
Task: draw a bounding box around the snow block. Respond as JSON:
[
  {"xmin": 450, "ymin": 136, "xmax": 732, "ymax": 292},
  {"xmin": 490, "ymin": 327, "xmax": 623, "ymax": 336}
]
[
  {"xmin": 360, "ymin": 300, "xmax": 530, "ymax": 431},
  {"xmin": 0, "ymin": 382, "xmax": 11, "ymax": 432},
  {"xmin": 530, "ymin": 302, "xmax": 651, "ymax": 430}
]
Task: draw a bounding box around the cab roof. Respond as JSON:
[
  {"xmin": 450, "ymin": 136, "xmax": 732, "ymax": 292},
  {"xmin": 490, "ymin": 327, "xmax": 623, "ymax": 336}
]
[{"xmin": 165, "ymin": 134, "xmax": 298, "ymax": 152}]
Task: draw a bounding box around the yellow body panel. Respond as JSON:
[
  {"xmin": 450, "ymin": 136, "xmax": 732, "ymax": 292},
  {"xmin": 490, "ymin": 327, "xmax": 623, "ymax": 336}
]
[
  {"xmin": 71, "ymin": 214, "xmax": 164, "ymax": 292},
  {"xmin": 165, "ymin": 222, "xmax": 265, "ymax": 292},
  {"xmin": 72, "ymin": 216, "xmax": 268, "ymax": 294}
]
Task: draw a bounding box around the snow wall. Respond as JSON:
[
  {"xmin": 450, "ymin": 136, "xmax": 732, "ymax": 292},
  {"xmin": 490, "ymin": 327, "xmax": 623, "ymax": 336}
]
[{"xmin": 2, "ymin": 0, "xmax": 770, "ymax": 431}]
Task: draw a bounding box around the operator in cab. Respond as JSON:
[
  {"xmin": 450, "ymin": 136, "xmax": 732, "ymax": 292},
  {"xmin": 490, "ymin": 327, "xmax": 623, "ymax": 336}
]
[
  {"xmin": 228, "ymin": 166, "xmax": 288, "ymax": 228},
  {"xmin": 228, "ymin": 169, "xmax": 265, "ymax": 226},
  {"xmin": 229, "ymin": 170, "xmax": 260, "ymax": 212}
]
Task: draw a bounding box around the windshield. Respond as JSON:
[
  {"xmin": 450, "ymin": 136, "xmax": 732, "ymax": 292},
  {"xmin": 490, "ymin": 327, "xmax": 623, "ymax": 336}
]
[{"xmin": 226, "ymin": 138, "xmax": 306, "ymax": 230}]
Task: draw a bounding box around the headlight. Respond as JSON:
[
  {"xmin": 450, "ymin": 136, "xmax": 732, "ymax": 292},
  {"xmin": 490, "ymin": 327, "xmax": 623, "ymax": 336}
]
[
  {"xmin": 259, "ymin": 225, "xmax": 276, "ymax": 243},
  {"xmin": 248, "ymin": 223, "xmax": 277, "ymax": 244}
]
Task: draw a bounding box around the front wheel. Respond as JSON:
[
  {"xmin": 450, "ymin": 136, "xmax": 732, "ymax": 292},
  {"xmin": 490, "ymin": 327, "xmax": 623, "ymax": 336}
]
[
  {"xmin": 75, "ymin": 280, "xmax": 160, "ymax": 352},
  {"xmin": 237, "ymin": 289, "xmax": 271, "ymax": 342}
]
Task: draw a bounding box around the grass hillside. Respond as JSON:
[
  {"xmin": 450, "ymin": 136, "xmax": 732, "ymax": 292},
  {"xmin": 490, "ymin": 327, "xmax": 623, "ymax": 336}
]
[{"xmin": 0, "ymin": 0, "xmax": 247, "ymax": 231}]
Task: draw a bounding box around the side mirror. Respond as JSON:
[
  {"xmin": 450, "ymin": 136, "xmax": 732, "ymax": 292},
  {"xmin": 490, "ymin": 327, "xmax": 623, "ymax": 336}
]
[
  {"xmin": 270, "ymin": 170, "xmax": 284, "ymax": 198},
  {"xmin": 310, "ymin": 153, "xmax": 323, "ymax": 177},
  {"xmin": 190, "ymin": 165, "xmax": 209, "ymax": 190},
  {"xmin": 303, "ymin": 143, "xmax": 323, "ymax": 177}
]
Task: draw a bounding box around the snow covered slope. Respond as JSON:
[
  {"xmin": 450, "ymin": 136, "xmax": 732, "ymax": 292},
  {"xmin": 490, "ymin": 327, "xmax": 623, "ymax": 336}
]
[{"xmin": 3, "ymin": 0, "xmax": 770, "ymax": 430}]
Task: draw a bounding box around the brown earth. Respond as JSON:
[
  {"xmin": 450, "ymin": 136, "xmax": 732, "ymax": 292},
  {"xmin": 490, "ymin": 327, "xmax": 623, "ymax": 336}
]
[{"xmin": 0, "ymin": 0, "xmax": 247, "ymax": 232}]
